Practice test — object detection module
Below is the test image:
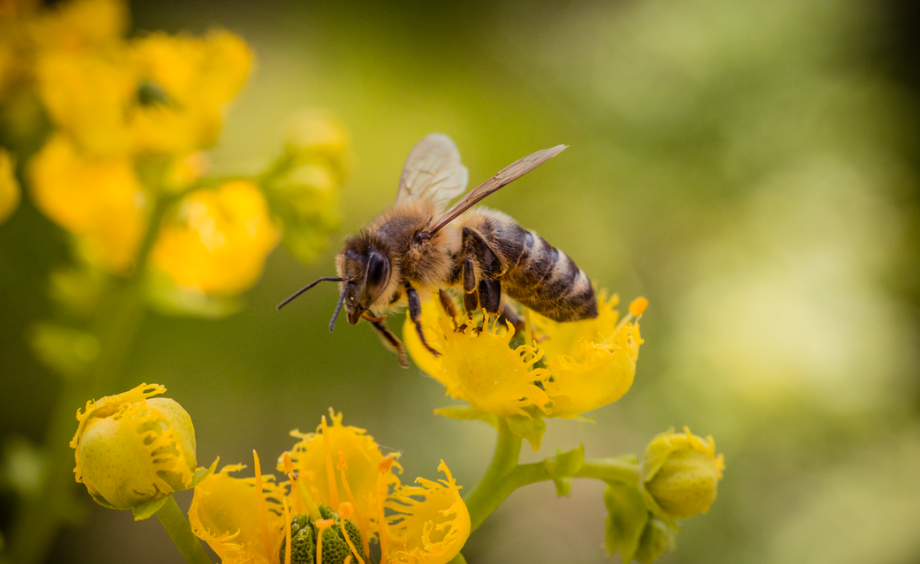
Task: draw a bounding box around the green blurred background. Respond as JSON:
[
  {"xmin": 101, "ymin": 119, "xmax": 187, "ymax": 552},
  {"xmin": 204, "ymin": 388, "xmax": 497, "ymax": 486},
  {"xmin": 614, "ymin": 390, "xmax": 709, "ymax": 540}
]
[{"xmin": 3, "ymin": 0, "xmax": 920, "ymax": 562}]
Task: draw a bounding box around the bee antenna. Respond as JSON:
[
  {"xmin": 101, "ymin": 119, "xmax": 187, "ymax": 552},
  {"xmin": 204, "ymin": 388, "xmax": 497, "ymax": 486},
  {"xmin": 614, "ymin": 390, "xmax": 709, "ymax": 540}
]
[
  {"xmin": 328, "ymin": 281, "xmax": 354, "ymax": 332},
  {"xmin": 276, "ymin": 277, "xmax": 344, "ymax": 310}
]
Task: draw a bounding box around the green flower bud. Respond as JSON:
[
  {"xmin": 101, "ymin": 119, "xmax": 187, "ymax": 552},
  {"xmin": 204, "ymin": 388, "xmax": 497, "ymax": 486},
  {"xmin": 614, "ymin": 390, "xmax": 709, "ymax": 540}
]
[
  {"xmin": 70, "ymin": 383, "xmax": 197, "ymax": 510},
  {"xmin": 281, "ymin": 110, "xmax": 350, "ymax": 177},
  {"xmin": 633, "ymin": 517, "xmax": 675, "ymax": 564},
  {"xmin": 639, "ymin": 427, "xmax": 725, "ymax": 523}
]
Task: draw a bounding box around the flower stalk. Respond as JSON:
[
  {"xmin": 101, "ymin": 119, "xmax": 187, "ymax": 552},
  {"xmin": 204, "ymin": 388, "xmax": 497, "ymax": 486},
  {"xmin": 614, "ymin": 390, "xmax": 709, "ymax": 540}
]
[{"xmin": 155, "ymin": 495, "xmax": 214, "ymax": 564}]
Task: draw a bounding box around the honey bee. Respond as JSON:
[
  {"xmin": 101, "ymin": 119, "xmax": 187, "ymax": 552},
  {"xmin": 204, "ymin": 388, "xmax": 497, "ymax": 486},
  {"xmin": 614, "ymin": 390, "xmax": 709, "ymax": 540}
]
[{"xmin": 278, "ymin": 134, "xmax": 598, "ymax": 366}]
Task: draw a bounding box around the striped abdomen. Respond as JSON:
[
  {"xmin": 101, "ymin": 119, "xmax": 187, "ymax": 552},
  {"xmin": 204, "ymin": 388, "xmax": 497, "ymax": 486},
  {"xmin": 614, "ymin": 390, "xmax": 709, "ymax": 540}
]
[{"xmin": 468, "ymin": 212, "xmax": 598, "ymax": 322}]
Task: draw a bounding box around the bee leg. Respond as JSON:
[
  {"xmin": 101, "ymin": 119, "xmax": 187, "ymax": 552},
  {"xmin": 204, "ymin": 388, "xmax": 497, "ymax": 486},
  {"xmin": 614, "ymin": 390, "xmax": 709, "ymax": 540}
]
[
  {"xmin": 364, "ymin": 315, "xmax": 408, "ymax": 368},
  {"xmin": 405, "ymin": 282, "xmax": 441, "ymax": 357},
  {"xmin": 462, "ymin": 256, "xmax": 479, "ymax": 319},
  {"xmin": 498, "ymin": 300, "xmax": 525, "ymax": 335},
  {"xmin": 478, "ymin": 277, "xmax": 501, "ymax": 315},
  {"xmin": 438, "ymin": 290, "xmax": 460, "ymax": 330}
]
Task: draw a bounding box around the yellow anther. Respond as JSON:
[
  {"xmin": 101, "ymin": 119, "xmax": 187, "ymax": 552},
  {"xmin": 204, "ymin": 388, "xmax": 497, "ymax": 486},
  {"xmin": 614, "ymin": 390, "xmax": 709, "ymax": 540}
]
[
  {"xmin": 252, "ymin": 450, "xmax": 274, "ymax": 563},
  {"xmin": 629, "ymin": 296, "xmax": 648, "ymax": 317},
  {"xmin": 321, "ymin": 416, "xmax": 341, "ymax": 508}
]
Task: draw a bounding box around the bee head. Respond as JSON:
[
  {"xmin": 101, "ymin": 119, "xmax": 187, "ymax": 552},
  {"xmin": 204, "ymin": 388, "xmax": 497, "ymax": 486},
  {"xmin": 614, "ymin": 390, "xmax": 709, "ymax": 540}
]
[{"xmin": 337, "ymin": 235, "xmax": 393, "ymax": 325}]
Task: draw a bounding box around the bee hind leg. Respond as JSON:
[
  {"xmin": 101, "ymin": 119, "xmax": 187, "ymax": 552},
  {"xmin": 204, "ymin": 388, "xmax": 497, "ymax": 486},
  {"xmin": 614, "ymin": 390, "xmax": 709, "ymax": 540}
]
[
  {"xmin": 497, "ymin": 300, "xmax": 525, "ymax": 335},
  {"xmin": 405, "ymin": 282, "xmax": 441, "ymax": 357},
  {"xmin": 462, "ymin": 257, "xmax": 479, "ymax": 319}
]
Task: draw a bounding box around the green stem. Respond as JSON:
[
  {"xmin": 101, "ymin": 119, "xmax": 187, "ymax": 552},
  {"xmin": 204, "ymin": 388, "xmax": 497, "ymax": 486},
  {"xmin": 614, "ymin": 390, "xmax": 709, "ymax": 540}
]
[
  {"xmin": 463, "ymin": 419, "xmax": 522, "ymax": 531},
  {"xmin": 7, "ymin": 195, "xmax": 172, "ymax": 564},
  {"xmin": 447, "ymin": 552, "xmax": 468, "ymax": 564},
  {"xmin": 465, "ymin": 456, "xmax": 639, "ymax": 533},
  {"xmin": 156, "ymin": 495, "xmax": 213, "ymax": 564}
]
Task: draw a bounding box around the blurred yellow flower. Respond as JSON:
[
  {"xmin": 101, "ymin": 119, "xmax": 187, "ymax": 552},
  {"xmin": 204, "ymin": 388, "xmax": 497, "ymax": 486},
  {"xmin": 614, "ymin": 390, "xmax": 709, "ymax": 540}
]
[
  {"xmin": 35, "ymin": 28, "xmax": 251, "ymax": 156},
  {"xmin": 639, "ymin": 427, "xmax": 725, "ymax": 524},
  {"xmin": 0, "ymin": 148, "xmax": 20, "ymax": 223},
  {"xmin": 405, "ymin": 292, "xmax": 644, "ymax": 420},
  {"xmin": 35, "ymin": 47, "xmax": 135, "ymax": 155},
  {"xmin": 70, "ymin": 383, "xmax": 197, "ymax": 510},
  {"xmin": 151, "ymin": 180, "xmax": 279, "ymax": 296},
  {"xmin": 129, "ymin": 30, "xmax": 252, "ymax": 155},
  {"xmin": 27, "ymin": 0, "xmax": 126, "ymax": 52},
  {"xmin": 188, "ymin": 463, "xmax": 286, "ymax": 564},
  {"xmin": 0, "ymin": 0, "xmax": 125, "ymax": 99},
  {"xmin": 385, "ymin": 461, "xmax": 470, "ymax": 564},
  {"xmin": 28, "ymin": 134, "xmax": 147, "ymax": 272}
]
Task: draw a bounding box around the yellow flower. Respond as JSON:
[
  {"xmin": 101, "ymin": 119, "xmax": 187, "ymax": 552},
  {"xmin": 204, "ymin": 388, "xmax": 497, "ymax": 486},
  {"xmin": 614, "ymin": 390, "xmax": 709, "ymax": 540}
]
[
  {"xmin": 282, "ymin": 411, "xmax": 399, "ymax": 523},
  {"xmin": 70, "ymin": 383, "xmax": 196, "ymax": 510},
  {"xmin": 190, "ymin": 412, "xmax": 469, "ymax": 564},
  {"xmin": 188, "ymin": 463, "xmax": 286, "ymax": 564},
  {"xmin": 405, "ymin": 308, "xmax": 550, "ymax": 419},
  {"xmin": 534, "ymin": 293, "xmax": 644, "ymax": 418},
  {"xmin": 35, "ymin": 47, "xmax": 135, "ymax": 155},
  {"xmin": 639, "ymin": 427, "xmax": 725, "ymax": 523},
  {"xmin": 385, "ymin": 461, "xmax": 470, "ymax": 564},
  {"xmin": 27, "ymin": 0, "xmax": 126, "ymax": 52},
  {"xmin": 35, "ymin": 28, "xmax": 251, "ymax": 156},
  {"xmin": 0, "ymin": 148, "xmax": 20, "ymax": 223},
  {"xmin": 28, "ymin": 134, "xmax": 147, "ymax": 272},
  {"xmin": 151, "ymin": 180, "xmax": 279, "ymax": 296},
  {"xmin": 129, "ymin": 30, "xmax": 252, "ymax": 154},
  {"xmin": 405, "ymin": 292, "xmax": 644, "ymax": 421}
]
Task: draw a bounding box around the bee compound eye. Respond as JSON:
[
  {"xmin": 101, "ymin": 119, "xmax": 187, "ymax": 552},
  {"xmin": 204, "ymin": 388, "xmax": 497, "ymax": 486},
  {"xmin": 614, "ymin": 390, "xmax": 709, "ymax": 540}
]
[{"xmin": 366, "ymin": 251, "xmax": 390, "ymax": 291}]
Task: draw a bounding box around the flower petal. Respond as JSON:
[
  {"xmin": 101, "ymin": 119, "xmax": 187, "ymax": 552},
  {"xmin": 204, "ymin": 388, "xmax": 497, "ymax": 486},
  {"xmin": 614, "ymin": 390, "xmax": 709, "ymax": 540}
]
[
  {"xmin": 385, "ymin": 461, "xmax": 470, "ymax": 564},
  {"xmin": 188, "ymin": 464, "xmax": 285, "ymax": 564}
]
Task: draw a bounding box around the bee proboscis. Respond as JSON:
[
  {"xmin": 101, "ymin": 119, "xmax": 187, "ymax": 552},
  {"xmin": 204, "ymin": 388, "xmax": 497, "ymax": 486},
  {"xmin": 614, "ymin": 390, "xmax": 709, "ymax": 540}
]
[{"xmin": 278, "ymin": 134, "xmax": 598, "ymax": 366}]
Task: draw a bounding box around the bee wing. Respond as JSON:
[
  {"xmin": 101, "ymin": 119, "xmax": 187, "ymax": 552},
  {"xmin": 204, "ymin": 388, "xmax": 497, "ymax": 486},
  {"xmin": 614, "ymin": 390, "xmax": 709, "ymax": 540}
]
[
  {"xmin": 425, "ymin": 144, "xmax": 567, "ymax": 235},
  {"xmin": 396, "ymin": 133, "xmax": 469, "ymax": 209}
]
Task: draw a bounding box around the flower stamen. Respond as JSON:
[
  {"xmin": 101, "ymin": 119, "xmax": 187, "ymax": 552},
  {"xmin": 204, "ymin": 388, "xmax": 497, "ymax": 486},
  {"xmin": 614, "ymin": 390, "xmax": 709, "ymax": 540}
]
[
  {"xmin": 321, "ymin": 416, "xmax": 341, "ymax": 509},
  {"xmin": 283, "ymin": 451, "xmax": 321, "ymax": 521},
  {"xmin": 337, "ymin": 502, "xmax": 365, "ymax": 564},
  {"xmin": 338, "ymin": 451, "xmax": 370, "ymax": 557},
  {"xmin": 253, "ymin": 450, "xmax": 275, "ymax": 563},
  {"xmin": 376, "ymin": 456, "xmax": 395, "ymax": 564},
  {"xmin": 283, "ymin": 496, "xmax": 293, "ymax": 564},
  {"xmin": 315, "ymin": 518, "xmax": 335, "ymax": 564}
]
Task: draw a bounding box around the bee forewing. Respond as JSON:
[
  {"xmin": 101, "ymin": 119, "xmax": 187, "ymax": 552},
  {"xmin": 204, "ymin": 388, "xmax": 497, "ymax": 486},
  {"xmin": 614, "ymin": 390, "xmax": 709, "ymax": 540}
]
[
  {"xmin": 396, "ymin": 133, "xmax": 469, "ymax": 209},
  {"xmin": 426, "ymin": 144, "xmax": 567, "ymax": 235}
]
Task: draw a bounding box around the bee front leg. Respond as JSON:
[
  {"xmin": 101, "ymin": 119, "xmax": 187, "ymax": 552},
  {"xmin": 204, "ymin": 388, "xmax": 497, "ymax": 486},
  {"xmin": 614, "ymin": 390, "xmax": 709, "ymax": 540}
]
[
  {"xmin": 364, "ymin": 314, "xmax": 409, "ymax": 368},
  {"xmin": 405, "ymin": 282, "xmax": 441, "ymax": 357}
]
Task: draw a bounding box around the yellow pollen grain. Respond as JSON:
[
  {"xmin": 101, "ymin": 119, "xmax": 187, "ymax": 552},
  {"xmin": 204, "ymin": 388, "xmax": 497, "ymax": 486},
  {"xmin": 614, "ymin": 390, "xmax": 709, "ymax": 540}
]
[
  {"xmin": 321, "ymin": 416, "xmax": 341, "ymax": 508},
  {"xmin": 338, "ymin": 451, "xmax": 370, "ymax": 557},
  {"xmin": 283, "ymin": 496, "xmax": 292, "ymax": 564},
  {"xmin": 253, "ymin": 450, "xmax": 275, "ymax": 563},
  {"xmin": 316, "ymin": 519, "xmax": 335, "ymax": 564},
  {"xmin": 629, "ymin": 297, "xmax": 648, "ymax": 317}
]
